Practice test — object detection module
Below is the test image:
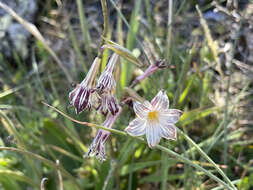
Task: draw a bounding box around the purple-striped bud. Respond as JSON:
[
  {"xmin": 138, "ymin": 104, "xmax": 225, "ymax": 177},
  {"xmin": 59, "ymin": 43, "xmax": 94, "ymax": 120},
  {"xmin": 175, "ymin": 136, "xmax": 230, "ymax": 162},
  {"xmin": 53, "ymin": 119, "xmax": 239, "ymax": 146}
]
[
  {"xmin": 86, "ymin": 129, "xmax": 110, "ymax": 161},
  {"xmin": 97, "ymin": 93, "xmax": 119, "ymax": 116},
  {"xmin": 130, "ymin": 60, "xmax": 166, "ymax": 87},
  {"xmin": 69, "ymin": 57, "xmax": 101, "ymax": 114},
  {"xmin": 96, "ymin": 53, "xmax": 118, "ymax": 92},
  {"xmin": 69, "ymin": 86, "xmax": 92, "ymax": 114},
  {"xmin": 85, "ymin": 107, "xmax": 121, "ymax": 161}
]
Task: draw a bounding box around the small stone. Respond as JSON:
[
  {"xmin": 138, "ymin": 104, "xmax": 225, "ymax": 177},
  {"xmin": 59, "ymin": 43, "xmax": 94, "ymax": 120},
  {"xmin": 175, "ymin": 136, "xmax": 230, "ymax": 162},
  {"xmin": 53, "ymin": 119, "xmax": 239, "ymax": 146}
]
[{"xmin": 0, "ymin": 0, "xmax": 38, "ymax": 58}]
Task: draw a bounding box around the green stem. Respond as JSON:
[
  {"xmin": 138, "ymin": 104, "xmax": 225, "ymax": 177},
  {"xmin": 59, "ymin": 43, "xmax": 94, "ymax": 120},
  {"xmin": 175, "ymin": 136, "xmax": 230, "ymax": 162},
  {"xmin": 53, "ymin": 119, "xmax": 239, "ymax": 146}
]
[
  {"xmin": 223, "ymin": 13, "xmax": 242, "ymax": 172},
  {"xmin": 100, "ymin": 0, "xmax": 109, "ymax": 50},
  {"xmin": 155, "ymin": 144, "xmax": 233, "ymax": 190},
  {"xmin": 76, "ymin": 0, "xmax": 92, "ymax": 61},
  {"xmin": 176, "ymin": 128, "xmax": 237, "ymax": 189},
  {"xmin": 43, "ymin": 103, "xmax": 234, "ymax": 189},
  {"xmin": 172, "ymin": 44, "xmax": 196, "ymax": 107},
  {"xmin": 161, "ymin": 0, "xmax": 173, "ymax": 188},
  {"xmin": 109, "ymin": 0, "xmax": 151, "ymax": 65},
  {"xmin": 166, "ymin": 0, "xmax": 173, "ymax": 62}
]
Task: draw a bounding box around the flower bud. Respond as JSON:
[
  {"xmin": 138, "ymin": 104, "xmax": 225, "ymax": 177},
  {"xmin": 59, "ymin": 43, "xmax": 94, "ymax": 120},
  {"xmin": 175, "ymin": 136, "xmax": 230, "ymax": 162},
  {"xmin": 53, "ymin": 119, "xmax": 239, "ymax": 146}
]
[{"xmin": 69, "ymin": 57, "xmax": 101, "ymax": 114}]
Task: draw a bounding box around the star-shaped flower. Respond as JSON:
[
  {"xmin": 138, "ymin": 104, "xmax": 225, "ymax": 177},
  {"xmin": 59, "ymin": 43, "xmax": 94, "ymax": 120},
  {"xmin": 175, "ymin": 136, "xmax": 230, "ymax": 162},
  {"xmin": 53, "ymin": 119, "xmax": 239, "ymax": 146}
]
[{"xmin": 125, "ymin": 90, "xmax": 182, "ymax": 147}]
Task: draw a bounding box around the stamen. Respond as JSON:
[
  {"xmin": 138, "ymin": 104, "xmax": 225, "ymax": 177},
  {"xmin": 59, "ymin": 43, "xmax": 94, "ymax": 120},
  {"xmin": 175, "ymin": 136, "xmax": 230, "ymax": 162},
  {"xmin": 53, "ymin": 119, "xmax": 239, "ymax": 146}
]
[{"xmin": 147, "ymin": 111, "xmax": 159, "ymax": 122}]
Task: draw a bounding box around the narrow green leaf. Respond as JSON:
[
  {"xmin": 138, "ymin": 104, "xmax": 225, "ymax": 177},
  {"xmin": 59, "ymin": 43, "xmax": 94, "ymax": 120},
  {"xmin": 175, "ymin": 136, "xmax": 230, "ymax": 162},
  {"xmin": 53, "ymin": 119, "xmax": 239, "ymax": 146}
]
[
  {"xmin": 102, "ymin": 39, "xmax": 142, "ymax": 67},
  {"xmin": 0, "ymin": 170, "xmax": 40, "ymax": 189},
  {"xmin": 120, "ymin": 161, "xmax": 161, "ymax": 176},
  {"xmin": 178, "ymin": 75, "xmax": 195, "ymax": 105},
  {"xmin": 178, "ymin": 106, "xmax": 223, "ymax": 126}
]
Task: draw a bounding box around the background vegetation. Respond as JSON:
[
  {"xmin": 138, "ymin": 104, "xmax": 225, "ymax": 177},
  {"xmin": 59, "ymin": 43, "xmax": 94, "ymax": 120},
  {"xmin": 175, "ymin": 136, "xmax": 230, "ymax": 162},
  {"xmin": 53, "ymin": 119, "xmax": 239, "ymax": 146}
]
[{"xmin": 0, "ymin": 0, "xmax": 252, "ymax": 189}]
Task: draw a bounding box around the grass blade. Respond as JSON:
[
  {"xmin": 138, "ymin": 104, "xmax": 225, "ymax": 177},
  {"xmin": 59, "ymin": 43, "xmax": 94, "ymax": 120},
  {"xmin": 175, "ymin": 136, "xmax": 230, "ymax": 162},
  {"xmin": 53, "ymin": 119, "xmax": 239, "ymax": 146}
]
[
  {"xmin": 0, "ymin": 147, "xmax": 82, "ymax": 190},
  {"xmin": 76, "ymin": 0, "xmax": 92, "ymax": 60},
  {"xmin": 0, "ymin": 170, "xmax": 40, "ymax": 189}
]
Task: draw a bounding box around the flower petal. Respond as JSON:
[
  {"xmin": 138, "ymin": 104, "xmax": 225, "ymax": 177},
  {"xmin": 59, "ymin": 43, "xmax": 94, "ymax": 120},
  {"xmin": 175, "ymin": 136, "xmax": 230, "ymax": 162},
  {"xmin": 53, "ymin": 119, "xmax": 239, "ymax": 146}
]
[
  {"xmin": 107, "ymin": 95, "xmax": 119, "ymax": 115},
  {"xmin": 97, "ymin": 93, "xmax": 119, "ymax": 115},
  {"xmin": 160, "ymin": 124, "xmax": 177, "ymax": 140},
  {"xmin": 133, "ymin": 101, "xmax": 150, "ymax": 119},
  {"xmin": 125, "ymin": 118, "xmax": 146, "ymax": 136},
  {"xmin": 159, "ymin": 109, "xmax": 182, "ymax": 124},
  {"xmin": 96, "ymin": 72, "xmax": 116, "ymax": 92},
  {"xmin": 151, "ymin": 90, "xmax": 169, "ymax": 111},
  {"xmin": 145, "ymin": 122, "xmax": 161, "ymax": 147}
]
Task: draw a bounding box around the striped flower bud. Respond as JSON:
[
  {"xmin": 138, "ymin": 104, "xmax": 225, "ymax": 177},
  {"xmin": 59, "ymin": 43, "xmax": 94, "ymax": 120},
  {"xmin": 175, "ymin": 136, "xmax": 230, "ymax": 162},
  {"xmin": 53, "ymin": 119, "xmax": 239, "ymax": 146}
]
[
  {"xmin": 96, "ymin": 53, "xmax": 120, "ymax": 115},
  {"xmin": 69, "ymin": 57, "xmax": 101, "ymax": 114},
  {"xmin": 85, "ymin": 107, "xmax": 121, "ymax": 161},
  {"xmin": 97, "ymin": 92, "xmax": 119, "ymax": 116},
  {"xmin": 96, "ymin": 53, "xmax": 118, "ymax": 93}
]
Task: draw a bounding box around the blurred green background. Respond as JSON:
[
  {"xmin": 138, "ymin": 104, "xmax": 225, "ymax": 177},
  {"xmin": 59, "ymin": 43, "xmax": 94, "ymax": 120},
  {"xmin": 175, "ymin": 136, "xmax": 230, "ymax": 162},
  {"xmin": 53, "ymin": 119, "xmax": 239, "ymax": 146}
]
[{"xmin": 0, "ymin": 0, "xmax": 252, "ymax": 189}]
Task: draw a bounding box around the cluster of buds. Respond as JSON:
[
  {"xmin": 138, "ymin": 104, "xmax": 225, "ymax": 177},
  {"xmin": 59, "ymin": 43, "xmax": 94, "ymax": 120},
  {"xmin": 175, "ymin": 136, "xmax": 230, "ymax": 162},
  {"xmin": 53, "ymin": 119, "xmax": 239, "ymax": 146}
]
[{"xmin": 69, "ymin": 54, "xmax": 119, "ymax": 115}]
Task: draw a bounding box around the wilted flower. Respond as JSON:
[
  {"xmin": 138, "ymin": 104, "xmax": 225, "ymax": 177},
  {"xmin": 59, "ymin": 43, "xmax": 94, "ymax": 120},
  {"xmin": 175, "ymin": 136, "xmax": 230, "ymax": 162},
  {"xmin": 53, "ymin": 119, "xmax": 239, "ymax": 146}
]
[
  {"xmin": 96, "ymin": 53, "xmax": 120, "ymax": 115},
  {"xmin": 69, "ymin": 57, "xmax": 101, "ymax": 114},
  {"xmin": 97, "ymin": 92, "xmax": 119, "ymax": 116},
  {"xmin": 85, "ymin": 107, "xmax": 122, "ymax": 161},
  {"xmin": 125, "ymin": 90, "xmax": 182, "ymax": 148},
  {"xmin": 131, "ymin": 60, "xmax": 166, "ymax": 87}
]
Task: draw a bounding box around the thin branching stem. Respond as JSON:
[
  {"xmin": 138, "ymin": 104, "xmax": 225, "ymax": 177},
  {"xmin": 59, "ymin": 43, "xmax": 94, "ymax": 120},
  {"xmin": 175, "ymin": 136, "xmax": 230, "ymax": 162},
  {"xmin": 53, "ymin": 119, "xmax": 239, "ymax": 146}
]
[
  {"xmin": 161, "ymin": 1, "xmax": 173, "ymax": 188},
  {"xmin": 99, "ymin": 0, "xmax": 109, "ymax": 52},
  {"xmin": 223, "ymin": 15, "xmax": 242, "ymax": 174},
  {"xmin": 42, "ymin": 102, "xmax": 234, "ymax": 190},
  {"xmin": 166, "ymin": 0, "xmax": 173, "ymax": 62},
  {"xmin": 76, "ymin": 0, "xmax": 92, "ymax": 60},
  {"xmin": 176, "ymin": 128, "xmax": 237, "ymax": 189},
  {"xmin": 40, "ymin": 178, "xmax": 48, "ymax": 190}
]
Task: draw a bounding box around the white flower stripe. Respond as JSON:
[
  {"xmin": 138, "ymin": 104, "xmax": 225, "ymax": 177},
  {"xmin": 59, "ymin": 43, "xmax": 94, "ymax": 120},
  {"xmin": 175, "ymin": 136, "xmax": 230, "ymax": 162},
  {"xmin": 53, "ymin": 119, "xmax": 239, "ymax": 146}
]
[
  {"xmin": 125, "ymin": 118, "xmax": 146, "ymax": 136},
  {"xmin": 133, "ymin": 101, "xmax": 150, "ymax": 119},
  {"xmin": 151, "ymin": 90, "xmax": 169, "ymax": 111},
  {"xmin": 146, "ymin": 122, "xmax": 161, "ymax": 147},
  {"xmin": 160, "ymin": 124, "xmax": 177, "ymax": 140},
  {"xmin": 159, "ymin": 112, "xmax": 181, "ymax": 124},
  {"xmin": 161, "ymin": 109, "xmax": 182, "ymax": 115}
]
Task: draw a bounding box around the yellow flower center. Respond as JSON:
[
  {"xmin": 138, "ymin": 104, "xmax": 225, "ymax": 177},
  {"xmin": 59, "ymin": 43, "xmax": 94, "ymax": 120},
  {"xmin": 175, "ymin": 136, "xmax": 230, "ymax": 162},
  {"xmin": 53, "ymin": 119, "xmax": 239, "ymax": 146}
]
[{"xmin": 147, "ymin": 111, "xmax": 159, "ymax": 122}]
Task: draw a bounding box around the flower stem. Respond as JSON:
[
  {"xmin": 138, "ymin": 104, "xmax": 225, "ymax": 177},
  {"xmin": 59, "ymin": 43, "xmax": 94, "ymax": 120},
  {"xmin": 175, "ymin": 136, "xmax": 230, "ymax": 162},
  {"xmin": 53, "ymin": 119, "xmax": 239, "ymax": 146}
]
[
  {"xmin": 76, "ymin": 0, "xmax": 92, "ymax": 61},
  {"xmin": 154, "ymin": 145, "xmax": 234, "ymax": 190},
  {"xmin": 176, "ymin": 128, "xmax": 237, "ymax": 190},
  {"xmin": 99, "ymin": 0, "xmax": 109, "ymax": 52},
  {"xmin": 43, "ymin": 102, "xmax": 235, "ymax": 190}
]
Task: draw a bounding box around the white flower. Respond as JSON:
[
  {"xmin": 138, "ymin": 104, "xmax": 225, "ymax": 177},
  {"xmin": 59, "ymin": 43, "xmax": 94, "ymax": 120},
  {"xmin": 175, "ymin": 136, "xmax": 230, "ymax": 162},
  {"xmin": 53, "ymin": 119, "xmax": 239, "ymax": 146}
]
[{"xmin": 125, "ymin": 90, "xmax": 182, "ymax": 147}]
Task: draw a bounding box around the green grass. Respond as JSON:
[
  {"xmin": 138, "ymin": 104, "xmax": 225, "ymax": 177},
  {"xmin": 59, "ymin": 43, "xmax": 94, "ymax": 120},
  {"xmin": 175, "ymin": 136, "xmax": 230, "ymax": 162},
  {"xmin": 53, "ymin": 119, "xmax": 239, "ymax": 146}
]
[{"xmin": 0, "ymin": 0, "xmax": 252, "ymax": 189}]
